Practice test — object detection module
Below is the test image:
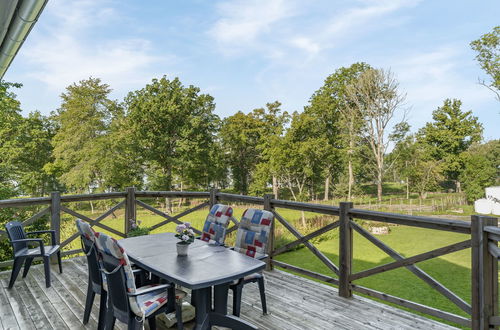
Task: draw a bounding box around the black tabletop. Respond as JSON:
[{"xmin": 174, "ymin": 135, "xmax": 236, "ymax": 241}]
[{"xmin": 119, "ymin": 232, "xmax": 265, "ymax": 289}]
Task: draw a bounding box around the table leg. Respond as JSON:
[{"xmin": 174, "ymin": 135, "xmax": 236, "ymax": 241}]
[
  {"xmin": 213, "ymin": 283, "xmax": 229, "ymax": 315},
  {"xmin": 193, "ymin": 287, "xmax": 210, "ymax": 329}
]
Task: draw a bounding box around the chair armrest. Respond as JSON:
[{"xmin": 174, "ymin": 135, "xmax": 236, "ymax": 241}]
[
  {"xmin": 11, "ymin": 238, "xmax": 45, "ymax": 254},
  {"xmin": 256, "ymin": 254, "xmax": 268, "ymax": 261},
  {"xmin": 132, "ymin": 268, "xmax": 146, "ymax": 274},
  {"xmin": 127, "ymin": 283, "xmax": 171, "ymax": 297},
  {"xmin": 26, "ymin": 230, "xmax": 57, "ymax": 245}
]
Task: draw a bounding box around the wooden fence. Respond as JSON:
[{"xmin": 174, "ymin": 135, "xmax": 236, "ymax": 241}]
[{"xmin": 0, "ymin": 188, "xmax": 497, "ymax": 329}]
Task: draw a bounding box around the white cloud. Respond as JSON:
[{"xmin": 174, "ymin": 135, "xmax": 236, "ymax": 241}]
[
  {"xmin": 289, "ymin": 37, "xmax": 320, "ymax": 56},
  {"xmin": 325, "ymin": 0, "xmax": 420, "ymax": 37},
  {"xmin": 19, "ymin": 0, "xmax": 169, "ymax": 93},
  {"xmin": 208, "ymin": 0, "xmax": 420, "ymax": 60},
  {"xmin": 209, "ymin": 0, "xmax": 297, "ymax": 55}
]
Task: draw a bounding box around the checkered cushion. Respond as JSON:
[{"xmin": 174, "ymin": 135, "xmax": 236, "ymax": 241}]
[
  {"xmin": 200, "ymin": 204, "xmax": 233, "ymax": 245},
  {"xmin": 94, "ymin": 232, "xmax": 137, "ymax": 294},
  {"xmin": 131, "ymin": 285, "xmax": 169, "ymax": 317},
  {"xmin": 75, "ymin": 219, "xmax": 96, "ymax": 241},
  {"xmin": 234, "ymin": 208, "xmax": 274, "ymax": 258}
]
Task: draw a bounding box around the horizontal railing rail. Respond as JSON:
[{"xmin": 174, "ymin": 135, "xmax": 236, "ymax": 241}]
[{"xmin": 0, "ymin": 188, "xmax": 497, "ymax": 329}]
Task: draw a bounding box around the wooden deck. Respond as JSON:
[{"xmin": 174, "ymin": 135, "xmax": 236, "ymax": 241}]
[{"xmin": 0, "ymin": 257, "xmax": 456, "ymax": 330}]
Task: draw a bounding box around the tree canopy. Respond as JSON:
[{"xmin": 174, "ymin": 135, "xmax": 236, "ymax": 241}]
[{"xmin": 471, "ymin": 26, "xmax": 500, "ymax": 102}]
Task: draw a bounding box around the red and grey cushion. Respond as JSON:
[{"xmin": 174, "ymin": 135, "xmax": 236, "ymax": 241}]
[
  {"xmin": 75, "ymin": 219, "xmax": 96, "ymax": 241},
  {"xmin": 201, "ymin": 204, "xmax": 233, "ymax": 244},
  {"xmin": 130, "ymin": 285, "xmax": 187, "ymax": 317},
  {"xmin": 234, "ymin": 209, "xmax": 274, "ymax": 258},
  {"xmin": 94, "ymin": 232, "xmax": 137, "ymax": 294}
]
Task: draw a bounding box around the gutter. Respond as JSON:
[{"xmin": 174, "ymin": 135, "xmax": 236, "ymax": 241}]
[{"xmin": 0, "ymin": 0, "xmax": 48, "ymax": 79}]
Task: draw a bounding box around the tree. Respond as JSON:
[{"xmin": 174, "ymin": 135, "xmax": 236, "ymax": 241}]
[
  {"xmin": 420, "ymin": 99, "xmax": 483, "ymax": 192},
  {"xmin": 248, "ymin": 101, "xmax": 289, "ymax": 197},
  {"xmin": 270, "ymin": 111, "xmax": 329, "ymax": 224},
  {"xmin": 346, "ymin": 68, "xmax": 408, "ymax": 202},
  {"xmin": 0, "ymin": 81, "xmax": 24, "ymax": 195},
  {"xmin": 99, "ymin": 103, "xmax": 144, "ymax": 190},
  {"xmin": 460, "ymin": 140, "xmax": 499, "ymax": 202},
  {"xmin": 13, "ymin": 112, "xmax": 60, "ymax": 195},
  {"xmin": 471, "ymin": 26, "xmax": 500, "ymax": 102},
  {"xmin": 126, "ymin": 76, "xmax": 218, "ymax": 190},
  {"xmin": 306, "ymin": 62, "xmax": 371, "ymax": 200},
  {"xmin": 393, "ymin": 136, "xmax": 443, "ymax": 199},
  {"xmin": 51, "ymin": 78, "xmax": 116, "ymax": 194},
  {"xmin": 220, "ymin": 111, "xmax": 262, "ymax": 194}
]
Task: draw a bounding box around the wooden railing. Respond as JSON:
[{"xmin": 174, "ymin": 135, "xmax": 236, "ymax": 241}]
[{"xmin": 0, "ymin": 188, "xmax": 498, "ymax": 329}]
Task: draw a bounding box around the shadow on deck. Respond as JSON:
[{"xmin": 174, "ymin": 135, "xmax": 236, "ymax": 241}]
[{"xmin": 0, "ymin": 257, "xmax": 456, "ymax": 330}]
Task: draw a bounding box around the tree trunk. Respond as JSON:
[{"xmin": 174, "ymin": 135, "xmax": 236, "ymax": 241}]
[
  {"xmin": 301, "ymin": 211, "xmax": 306, "ymax": 227},
  {"xmin": 455, "ymin": 180, "xmax": 462, "ymax": 193},
  {"xmin": 377, "ymin": 171, "xmax": 383, "ymax": 202},
  {"xmin": 272, "ymin": 176, "xmax": 279, "ymax": 199},
  {"xmin": 324, "ymin": 175, "xmax": 330, "ymax": 201},
  {"xmin": 406, "ymin": 178, "xmax": 409, "ymax": 200},
  {"xmin": 348, "ymin": 160, "xmax": 354, "ymax": 201}
]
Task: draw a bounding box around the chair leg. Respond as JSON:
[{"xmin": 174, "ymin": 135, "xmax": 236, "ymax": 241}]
[
  {"xmin": 57, "ymin": 251, "xmax": 63, "ymax": 273},
  {"xmin": 148, "ymin": 315, "xmax": 156, "ymax": 330},
  {"xmin": 105, "ymin": 295, "xmax": 115, "ymax": 330},
  {"xmin": 97, "ymin": 291, "xmax": 107, "ymax": 330},
  {"xmin": 83, "ymin": 280, "xmax": 95, "ymax": 324},
  {"xmin": 257, "ymin": 277, "xmax": 267, "ymax": 314},
  {"xmin": 8, "ymin": 257, "xmax": 24, "ymax": 289},
  {"xmin": 22, "ymin": 257, "xmax": 34, "ymax": 278},
  {"xmin": 43, "ymin": 256, "xmax": 51, "ymax": 288},
  {"xmin": 232, "ymin": 284, "xmax": 243, "ymax": 317},
  {"xmin": 128, "ymin": 316, "xmax": 142, "ymax": 330},
  {"xmin": 176, "ymin": 299, "xmax": 183, "ymax": 330}
]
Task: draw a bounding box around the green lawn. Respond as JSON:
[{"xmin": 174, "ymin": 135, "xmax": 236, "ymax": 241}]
[{"xmin": 274, "ymin": 225, "xmax": 472, "ymax": 326}]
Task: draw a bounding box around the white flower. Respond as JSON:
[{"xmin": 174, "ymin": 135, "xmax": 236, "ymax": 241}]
[
  {"xmin": 182, "ymin": 234, "xmax": 189, "ymax": 241},
  {"xmin": 188, "ymin": 229, "xmax": 194, "ymax": 235},
  {"xmin": 176, "ymin": 224, "xmax": 186, "ymax": 233}
]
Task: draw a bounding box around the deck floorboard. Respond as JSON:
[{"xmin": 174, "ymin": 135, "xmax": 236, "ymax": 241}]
[{"xmin": 0, "ymin": 257, "xmax": 458, "ymax": 330}]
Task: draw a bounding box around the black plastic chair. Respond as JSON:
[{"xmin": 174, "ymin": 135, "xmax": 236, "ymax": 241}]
[
  {"xmin": 200, "ymin": 312, "xmax": 258, "ymax": 330},
  {"xmin": 75, "ymin": 219, "xmax": 107, "ymax": 329},
  {"xmin": 5, "ymin": 221, "xmax": 62, "ymax": 288},
  {"xmin": 94, "ymin": 232, "xmax": 183, "ymax": 330},
  {"xmin": 229, "ymin": 208, "xmax": 274, "ymax": 317}
]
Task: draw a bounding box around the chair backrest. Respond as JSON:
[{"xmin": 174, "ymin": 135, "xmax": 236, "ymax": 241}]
[
  {"xmin": 94, "ymin": 232, "xmax": 136, "ymax": 321},
  {"xmin": 5, "ymin": 221, "xmax": 27, "ymax": 253},
  {"xmin": 75, "ymin": 219, "xmax": 103, "ymax": 291},
  {"xmin": 201, "ymin": 204, "xmax": 234, "ymax": 245},
  {"xmin": 234, "ymin": 208, "xmax": 274, "ymax": 258}
]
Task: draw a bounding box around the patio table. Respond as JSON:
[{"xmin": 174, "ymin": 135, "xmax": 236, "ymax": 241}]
[{"xmin": 119, "ymin": 232, "xmax": 265, "ymax": 329}]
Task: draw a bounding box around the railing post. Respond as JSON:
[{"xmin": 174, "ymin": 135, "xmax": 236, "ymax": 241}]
[
  {"xmin": 50, "ymin": 191, "xmax": 61, "ymax": 265},
  {"xmin": 264, "ymin": 194, "xmax": 275, "ymax": 271},
  {"xmin": 125, "ymin": 187, "xmax": 136, "ymax": 234},
  {"xmin": 471, "ymin": 215, "xmax": 498, "ymax": 330},
  {"xmin": 50, "ymin": 191, "xmax": 61, "ymax": 244},
  {"xmin": 209, "ymin": 188, "xmax": 219, "ymax": 207},
  {"xmin": 339, "ymin": 201, "xmax": 353, "ymax": 298}
]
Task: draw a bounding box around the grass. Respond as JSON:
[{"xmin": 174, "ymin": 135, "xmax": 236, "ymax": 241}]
[{"xmin": 274, "ymin": 225, "xmax": 472, "ymax": 326}]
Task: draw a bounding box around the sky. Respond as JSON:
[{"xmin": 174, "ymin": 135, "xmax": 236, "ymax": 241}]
[{"xmin": 4, "ymin": 0, "xmax": 500, "ymax": 140}]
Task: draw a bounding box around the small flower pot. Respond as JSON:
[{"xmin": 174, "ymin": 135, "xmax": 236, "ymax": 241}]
[{"xmin": 176, "ymin": 242, "xmax": 190, "ymax": 256}]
